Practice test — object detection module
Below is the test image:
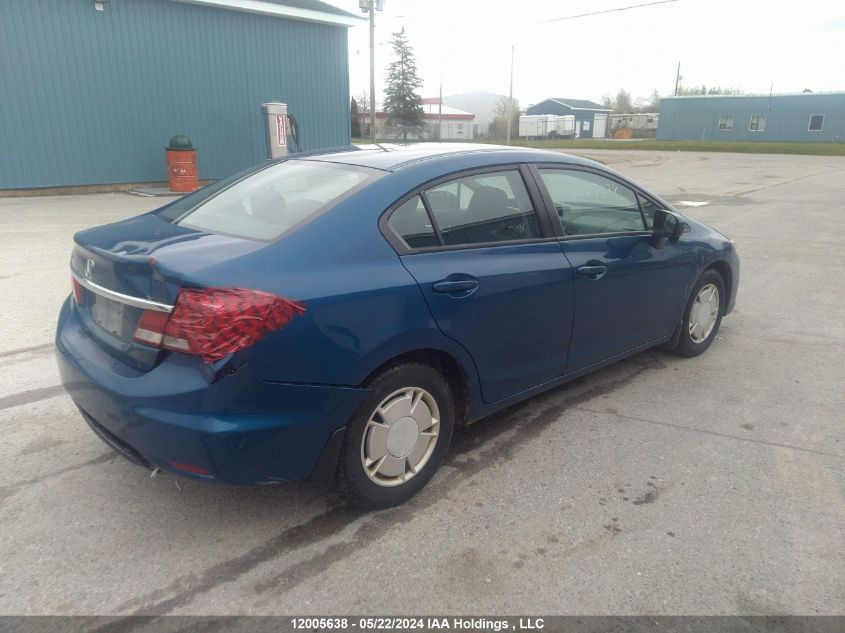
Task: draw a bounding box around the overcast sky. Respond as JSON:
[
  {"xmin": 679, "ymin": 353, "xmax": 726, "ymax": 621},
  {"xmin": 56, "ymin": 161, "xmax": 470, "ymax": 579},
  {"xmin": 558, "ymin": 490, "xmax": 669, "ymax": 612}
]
[{"xmin": 337, "ymin": 0, "xmax": 845, "ymax": 109}]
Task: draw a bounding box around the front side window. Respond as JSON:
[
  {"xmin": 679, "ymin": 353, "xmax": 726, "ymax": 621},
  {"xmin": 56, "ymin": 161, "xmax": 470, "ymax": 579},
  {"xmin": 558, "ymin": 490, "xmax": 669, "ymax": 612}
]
[
  {"xmin": 809, "ymin": 114, "xmax": 824, "ymax": 131},
  {"xmin": 637, "ymin": 193, "xmax": 664, "ymax": 230},
  {"xmin": 160, "ymin": 160, "xmax": 380, "ymax": 241},
  {"xmin": 750, "ymin": 115, "xmax": 767, "ymax": 132},
  {"xmin": 423, "ymin": 170, "xmax": 541, "ymax": 246},
  {"xmin": 718, "ymin": 116, "xmax": 734, "ymax": 131},
  {"xmin": 538, "ymin": 169, "xmax": 646, "ymax": 236}
]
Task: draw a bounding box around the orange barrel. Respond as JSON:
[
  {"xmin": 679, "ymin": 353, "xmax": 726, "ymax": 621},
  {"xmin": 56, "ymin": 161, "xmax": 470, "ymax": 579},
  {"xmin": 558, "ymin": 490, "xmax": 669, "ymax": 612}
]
[{"xmin": 165, "ymin": 135, "xmax": 198, "ymax": 193}]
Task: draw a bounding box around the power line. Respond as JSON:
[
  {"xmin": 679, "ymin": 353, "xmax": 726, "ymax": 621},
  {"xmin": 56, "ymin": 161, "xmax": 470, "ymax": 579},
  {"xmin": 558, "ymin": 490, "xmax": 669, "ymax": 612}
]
[{"xmin": 542, "ymin": 0, "xmax": 680, "ymax": 23}]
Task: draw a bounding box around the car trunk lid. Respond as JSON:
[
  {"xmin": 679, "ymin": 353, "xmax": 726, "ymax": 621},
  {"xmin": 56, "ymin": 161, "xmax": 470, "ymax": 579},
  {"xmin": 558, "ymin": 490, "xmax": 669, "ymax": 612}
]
[{"xmin": 70, "ymin": 213, "xmax": 266, "ymax": 371}]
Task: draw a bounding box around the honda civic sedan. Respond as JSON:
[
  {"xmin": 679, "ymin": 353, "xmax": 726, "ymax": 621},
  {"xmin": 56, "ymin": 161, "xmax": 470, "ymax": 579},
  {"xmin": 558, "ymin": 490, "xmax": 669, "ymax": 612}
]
[{"xmin": 56, "ymin": 144, "xmax": 739, "ymax": 508}]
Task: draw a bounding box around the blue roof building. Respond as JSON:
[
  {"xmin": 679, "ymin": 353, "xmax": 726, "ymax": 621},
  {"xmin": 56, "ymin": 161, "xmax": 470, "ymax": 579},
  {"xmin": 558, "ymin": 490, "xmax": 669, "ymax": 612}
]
[
  {"xmin": 0, "ymin": 0, "xmax": 361, "ymax": 190},
  {"xmin": 525, "ymin": 98, "xmax": 612, "ymax": 139}
]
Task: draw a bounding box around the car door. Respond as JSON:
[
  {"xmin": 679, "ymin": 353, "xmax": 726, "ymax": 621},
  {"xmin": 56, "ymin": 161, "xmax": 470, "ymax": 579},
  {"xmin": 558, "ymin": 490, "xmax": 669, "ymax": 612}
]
[
  {"xmin": 383, "ymin": 166, "xmax": 574, "ymax": 404},
  {"xmin": 532, "ymin": 166, "xmax": 697, "ymax": 371}
]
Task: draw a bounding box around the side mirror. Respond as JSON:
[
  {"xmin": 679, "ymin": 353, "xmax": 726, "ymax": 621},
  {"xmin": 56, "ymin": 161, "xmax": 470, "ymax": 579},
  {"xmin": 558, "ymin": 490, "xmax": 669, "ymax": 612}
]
[{"xmin": 652, "ymin": 209, "xmax": 686, "ymax": 248}]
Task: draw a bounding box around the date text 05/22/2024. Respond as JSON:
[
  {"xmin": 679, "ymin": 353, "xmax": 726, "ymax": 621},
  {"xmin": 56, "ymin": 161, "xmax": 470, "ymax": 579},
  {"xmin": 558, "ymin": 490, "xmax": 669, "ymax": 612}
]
[{"xmin": 289, "ymin": 617, "xmax": 546, "ymax": 631}]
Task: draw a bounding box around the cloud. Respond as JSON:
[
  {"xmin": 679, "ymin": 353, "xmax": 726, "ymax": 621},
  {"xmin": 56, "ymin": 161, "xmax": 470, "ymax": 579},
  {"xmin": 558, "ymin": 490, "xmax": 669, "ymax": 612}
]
[{"xmin": 820, "ymin": 16, "xmax": 845, "ymax": 30}]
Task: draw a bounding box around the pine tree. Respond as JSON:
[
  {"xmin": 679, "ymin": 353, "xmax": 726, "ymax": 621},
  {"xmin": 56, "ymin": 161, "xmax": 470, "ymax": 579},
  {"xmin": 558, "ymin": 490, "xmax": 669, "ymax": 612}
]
[{"xmin": 383, "ymin": 28, "xmax": 424, "ymax": 142}]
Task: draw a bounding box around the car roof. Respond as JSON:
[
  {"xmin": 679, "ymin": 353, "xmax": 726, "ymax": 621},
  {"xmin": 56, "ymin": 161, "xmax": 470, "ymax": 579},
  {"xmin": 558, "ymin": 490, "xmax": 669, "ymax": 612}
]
[{"xmin": 298, "ymin": 143, "xmax": 596, "ymax": 171}]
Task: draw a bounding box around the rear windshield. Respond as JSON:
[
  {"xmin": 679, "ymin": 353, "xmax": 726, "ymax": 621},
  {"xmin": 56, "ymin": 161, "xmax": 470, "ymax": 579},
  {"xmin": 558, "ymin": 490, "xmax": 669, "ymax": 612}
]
[{"xmin": 157, "ymin": 159, "xmax": 382, "ymax": 241}]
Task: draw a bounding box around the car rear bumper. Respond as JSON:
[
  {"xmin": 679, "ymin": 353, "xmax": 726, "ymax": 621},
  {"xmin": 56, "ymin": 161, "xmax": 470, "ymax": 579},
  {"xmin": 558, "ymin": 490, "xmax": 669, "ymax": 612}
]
[{"xmin": 55, "ymin": 298, "xmax": 368, "ymax": 485}]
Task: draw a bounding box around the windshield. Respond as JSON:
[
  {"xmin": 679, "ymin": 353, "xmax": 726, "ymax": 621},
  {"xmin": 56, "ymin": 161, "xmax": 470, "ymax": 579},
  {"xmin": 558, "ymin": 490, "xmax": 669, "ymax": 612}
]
[{"xmin": 157, "ymin": 159, "xmax": 382, "ymax": 241}]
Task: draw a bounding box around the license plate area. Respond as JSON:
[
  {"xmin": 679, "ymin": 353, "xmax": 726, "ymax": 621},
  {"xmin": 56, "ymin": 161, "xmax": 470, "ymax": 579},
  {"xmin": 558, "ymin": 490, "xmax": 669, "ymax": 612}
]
[{"xmin": 90, "ymin": 294, "xmax": 141, "ymax": 341}]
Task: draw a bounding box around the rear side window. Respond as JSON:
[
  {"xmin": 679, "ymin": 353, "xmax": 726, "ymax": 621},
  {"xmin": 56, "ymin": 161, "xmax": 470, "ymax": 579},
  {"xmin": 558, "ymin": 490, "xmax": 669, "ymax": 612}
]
[
  {"xmin": 387, "ymin": 195, "xmax": 438, "ymax": 249},
  {"xmin": 538, "ymin": 169, "xmax": 646, "ymax": 236},
  {"xmin": 423, "ymin": 170, "xmax": 541, "ymax": 246},
  {"xmin": 161, "ymin": 160, "xmax": 381, "ymax": 241}
]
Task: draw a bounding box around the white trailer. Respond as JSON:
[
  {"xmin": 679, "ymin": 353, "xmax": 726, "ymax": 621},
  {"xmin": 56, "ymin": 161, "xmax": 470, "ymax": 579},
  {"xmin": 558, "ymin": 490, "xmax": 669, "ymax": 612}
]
[
  {"xmin": 609, "ymin": 113, "xmax": 659, "ymax": 130},
  {"xmin": 519, "ymin": 114, "xmax": 575, "ymax": 139}
]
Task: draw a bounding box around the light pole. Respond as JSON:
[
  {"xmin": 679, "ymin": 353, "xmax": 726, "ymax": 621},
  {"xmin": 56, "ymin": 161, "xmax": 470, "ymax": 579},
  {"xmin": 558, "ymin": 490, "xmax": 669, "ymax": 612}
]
[
  {"xmin": 360, "ymin": 0, "xmax": 385, "ymax": 144},
  {"xmin": 674, "ymin": 61, "xmax": 682, "ymax": 96},
  {"xmin": 438, "ymin": 76, "xmax": 443, "ymax": 142},
  {"xmin": 506, "ymin": 44, "xmax": 514, "ymax": 144}
]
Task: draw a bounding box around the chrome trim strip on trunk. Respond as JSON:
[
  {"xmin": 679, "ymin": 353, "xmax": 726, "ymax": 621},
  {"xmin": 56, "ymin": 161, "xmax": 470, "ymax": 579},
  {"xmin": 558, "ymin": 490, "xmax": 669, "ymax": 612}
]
[{"xmin": 71, "ymin": 271, "xmax": 175, "ymax": 313}]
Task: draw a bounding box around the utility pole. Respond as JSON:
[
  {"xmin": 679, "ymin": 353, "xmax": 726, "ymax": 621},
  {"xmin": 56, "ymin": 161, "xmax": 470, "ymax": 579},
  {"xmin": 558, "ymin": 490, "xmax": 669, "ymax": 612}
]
[
  {"xmin": 368, "ymin": 1, "xmax": 376, "ymax": 144},
  {"xmin": 506, "ymin": 44, "xmax": 514, "ymax": 144},
  {"xmin": 674, "ymin": 61, "xmax": 681, "ymax": 96},
  {"xmin": 438, "ymin": 77, "xmax": 443, "ymax": 142},
  {"xmin": 360, "ymin": 1, "xmax": 384, "ymax": 144}
]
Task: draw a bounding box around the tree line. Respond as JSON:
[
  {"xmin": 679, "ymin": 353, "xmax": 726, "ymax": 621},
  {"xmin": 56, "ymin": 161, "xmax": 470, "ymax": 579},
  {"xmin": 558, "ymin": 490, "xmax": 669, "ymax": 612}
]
[
  {"xmin": 349, "ymin": 28, "xmax": 747, "ymax": 139},
  {"xmin": 601, "ymin": 86, "xmax": 743, "ymax": 114}
]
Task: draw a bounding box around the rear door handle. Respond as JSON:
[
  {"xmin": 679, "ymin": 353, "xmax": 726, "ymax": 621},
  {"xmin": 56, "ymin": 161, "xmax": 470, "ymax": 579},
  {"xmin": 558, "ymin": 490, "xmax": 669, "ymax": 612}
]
[
  {"xmin": 577, "ymin": 265, "xmax": 608, "ymax": 280},
  {"xmin": 432, "ymin": 279, "xmax": 479, "ymax": 294}
]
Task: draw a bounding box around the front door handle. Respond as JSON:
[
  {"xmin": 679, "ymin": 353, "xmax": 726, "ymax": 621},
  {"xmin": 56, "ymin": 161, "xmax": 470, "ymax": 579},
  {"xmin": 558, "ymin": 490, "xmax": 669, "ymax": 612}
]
[
  {"xmin": 432, "ymin": 279, "xmax": 479, "ymax": 295},
  {"xmin": 577, "ymin": 265, "xmax": 608, "ymax": 280}
]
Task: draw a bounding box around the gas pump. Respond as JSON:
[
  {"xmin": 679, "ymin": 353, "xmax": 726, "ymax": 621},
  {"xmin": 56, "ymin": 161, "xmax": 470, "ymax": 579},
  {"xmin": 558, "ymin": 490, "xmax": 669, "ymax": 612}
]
[{"xmin": 261, "ymin": 102, "xmax": 300, "ymax": 160}]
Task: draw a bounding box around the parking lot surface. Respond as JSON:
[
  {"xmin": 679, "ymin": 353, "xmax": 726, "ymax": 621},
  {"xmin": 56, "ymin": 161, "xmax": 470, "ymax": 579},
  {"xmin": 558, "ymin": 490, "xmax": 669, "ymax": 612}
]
[{"xmin": 1, "ymin": 150, "xmax": 843, "ymax": 615}]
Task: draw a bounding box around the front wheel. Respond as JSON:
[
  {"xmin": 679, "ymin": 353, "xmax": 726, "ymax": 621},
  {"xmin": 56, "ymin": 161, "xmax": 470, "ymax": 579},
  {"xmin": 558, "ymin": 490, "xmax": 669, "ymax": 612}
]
[
  {"xmin": 670, "ymin": 269, "xmax": 725, "ymax": 357},
  {"xmin": 338, "ymin": 363, "xmax": 455, "ymax": 509}
]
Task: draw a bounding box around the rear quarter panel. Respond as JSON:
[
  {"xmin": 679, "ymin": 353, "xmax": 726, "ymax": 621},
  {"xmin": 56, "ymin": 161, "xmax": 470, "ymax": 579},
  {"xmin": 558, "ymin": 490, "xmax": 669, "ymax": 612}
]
[{"xmin": 216, "ymin": 174, "xmax": 484, "ymax": 397}]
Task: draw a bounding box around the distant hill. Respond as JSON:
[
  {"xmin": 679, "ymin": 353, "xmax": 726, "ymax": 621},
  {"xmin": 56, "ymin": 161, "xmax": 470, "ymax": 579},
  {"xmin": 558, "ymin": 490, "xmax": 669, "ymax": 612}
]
[{"xmin": 441, "ymin": 91, "xmax": 507, "ymax": 129}]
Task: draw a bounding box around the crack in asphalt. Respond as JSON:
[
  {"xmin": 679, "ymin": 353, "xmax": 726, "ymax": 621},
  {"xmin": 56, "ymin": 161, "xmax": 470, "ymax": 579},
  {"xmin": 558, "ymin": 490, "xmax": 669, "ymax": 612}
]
[
  {"xmin": 0, "ymin": 342, "xmax": 54, "ymax": 359},
  {"xmin": 105, "ymin": 355, "xmax": 662, "ymax": 619},
  {"xmin": 725, "ymin": 168, "xmax": 843, "ymax": 198},
  {"xmin": 0, "ymin": 385, "xmax": 66, "ymax": 411},
  {"xmin": 577, "ymin": 406, "xmax": 845, "ymax": 460},
  {"xmin": 0, "ymin": 452, "xmax": 116, "ymax": 504}
]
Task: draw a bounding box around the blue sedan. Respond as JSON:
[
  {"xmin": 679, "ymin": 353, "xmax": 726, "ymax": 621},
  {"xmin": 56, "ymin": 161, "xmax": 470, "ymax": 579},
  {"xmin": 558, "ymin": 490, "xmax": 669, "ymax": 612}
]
[{"xmin": 56, "ymin": 144, "xmax": 739, "ymax": 508}]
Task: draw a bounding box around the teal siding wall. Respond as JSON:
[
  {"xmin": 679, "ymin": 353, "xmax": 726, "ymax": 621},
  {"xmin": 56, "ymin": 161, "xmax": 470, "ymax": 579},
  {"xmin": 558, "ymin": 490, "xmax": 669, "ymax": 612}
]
[
  {"xmin": 0, "ymin": 0, "xmax": 350, "ymax": 189},
  {"xmin": 657, "ymin": 94, "xmax": 845, "ymax": 143}
]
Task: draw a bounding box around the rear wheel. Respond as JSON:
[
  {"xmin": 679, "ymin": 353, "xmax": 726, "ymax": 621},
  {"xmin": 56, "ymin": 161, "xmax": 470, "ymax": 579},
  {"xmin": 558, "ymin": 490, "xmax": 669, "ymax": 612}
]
[
  {"xmin": 339, "ymin": 363, "xmax": 454, "ymax": 509},
  {"xmin": 671, "ymin": 269, "xmax": 725, "ymax": 357}
]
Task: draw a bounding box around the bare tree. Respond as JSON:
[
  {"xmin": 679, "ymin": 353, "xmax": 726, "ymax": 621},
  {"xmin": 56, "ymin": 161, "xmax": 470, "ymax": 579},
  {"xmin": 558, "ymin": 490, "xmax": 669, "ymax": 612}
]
[
  {"xmin": 355, "ymin": 91, "xmax": 372, "ymax": 138},
  {"xmin": 350, "ymin": 98, "xmax": 361, "ymax": 138},
  {"xmin": 356, "ymin": 91, "xmax": 371, "ymax": 115},
  {"xmin": 613, "ymin": 89, "xmax": 633, "ymax": 114},
  {"xmin": 491, "ymin": 96, "xmax": 519, "ymax": 138}
]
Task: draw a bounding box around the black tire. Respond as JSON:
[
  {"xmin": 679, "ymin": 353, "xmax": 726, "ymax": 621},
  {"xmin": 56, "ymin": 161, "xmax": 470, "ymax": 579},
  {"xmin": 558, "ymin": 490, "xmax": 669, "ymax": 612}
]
[
  {"xmin": 670, "ymin": 269, "xmax": 726, "ymax": 357},
  {"xmin": 338, "ymin": 363, "xmax": 455, "ymax": 509}
]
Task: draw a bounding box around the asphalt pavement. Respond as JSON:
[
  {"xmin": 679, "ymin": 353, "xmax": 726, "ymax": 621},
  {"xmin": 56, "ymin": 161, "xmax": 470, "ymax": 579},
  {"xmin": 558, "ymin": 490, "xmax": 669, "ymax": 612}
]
[{"xmin": 0, "ymin": 150, "xmax": 842, "ymax": 615}]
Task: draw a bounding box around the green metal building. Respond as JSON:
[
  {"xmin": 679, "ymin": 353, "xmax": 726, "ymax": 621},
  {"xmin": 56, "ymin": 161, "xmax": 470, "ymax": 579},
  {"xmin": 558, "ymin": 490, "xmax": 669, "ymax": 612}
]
[
  {"xmin": 657, "ymin": 92, "xmax": 845, "ymax": 143},
  {"xmin": 0, "ymin": 0, "xmax": 360, "ymax": 190}
]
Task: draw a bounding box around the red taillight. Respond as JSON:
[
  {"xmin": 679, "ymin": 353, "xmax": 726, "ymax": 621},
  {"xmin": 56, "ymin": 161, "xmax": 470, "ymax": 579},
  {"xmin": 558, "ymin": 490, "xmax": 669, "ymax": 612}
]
[
  {"xmin": 132, "ymin": 310, "xmax": 169, "ymax": 346},
  {"xmin": 132, "ymin": 287, "xmax": 305, "ymax": 363},
  {"xmin": 71, "ymin": 277, "xmax": 86, "ymax": 306}
]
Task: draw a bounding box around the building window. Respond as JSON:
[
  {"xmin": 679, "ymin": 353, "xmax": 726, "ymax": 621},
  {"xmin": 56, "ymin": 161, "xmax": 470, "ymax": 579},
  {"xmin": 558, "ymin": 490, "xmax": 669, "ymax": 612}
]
[
  {"xmin": 749, "ymin": 115, "xmax": 766, "ymax": 132},
  {"xmin": 808, "ymin": 115, "xmax": 824, "ymax": 131},
  {"xmin": 717, "ymin": 116, "xmax": 734, "ymax": 131}
]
